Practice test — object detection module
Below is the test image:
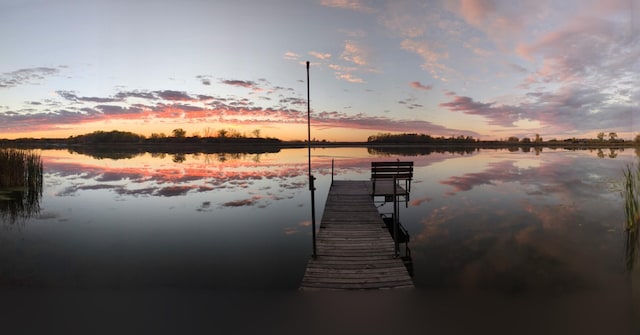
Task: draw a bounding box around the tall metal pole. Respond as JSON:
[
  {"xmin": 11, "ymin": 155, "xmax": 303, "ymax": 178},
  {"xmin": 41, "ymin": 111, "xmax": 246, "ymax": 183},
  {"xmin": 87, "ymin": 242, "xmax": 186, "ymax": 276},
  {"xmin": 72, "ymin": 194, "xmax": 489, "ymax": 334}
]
[{"xmin": 307, "ymin": 61, "xmax": 317, "ymax": 258}]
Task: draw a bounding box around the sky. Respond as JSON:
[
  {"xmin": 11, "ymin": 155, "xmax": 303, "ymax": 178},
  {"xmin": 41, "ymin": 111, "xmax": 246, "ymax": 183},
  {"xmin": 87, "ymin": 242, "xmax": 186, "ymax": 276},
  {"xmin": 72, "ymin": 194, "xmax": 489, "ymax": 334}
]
[{"xmin": 0, "ymin": 0, "xmax": 638, "ymax": 141}]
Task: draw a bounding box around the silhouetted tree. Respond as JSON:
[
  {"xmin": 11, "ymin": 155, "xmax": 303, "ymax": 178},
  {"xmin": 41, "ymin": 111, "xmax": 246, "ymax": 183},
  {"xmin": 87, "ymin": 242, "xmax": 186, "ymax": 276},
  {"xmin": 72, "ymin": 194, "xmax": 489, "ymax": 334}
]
[
  {"xmin": 70, "ymin": 130, "xmax": 145, "ymax": 143},
  {"xmin": 172, "ymin": 153, "xmax": 186, "ymax": 163},
  {"xmin": 172, "ymin": 128, "xmax": 187, "ymax": 138},
  {"xmin": 535, "ymin": 134, "xmax": 542, "ymax": 143},
  {"xmin": 203, "ymin": 127, "xmax": 215, "ymax": 138}
]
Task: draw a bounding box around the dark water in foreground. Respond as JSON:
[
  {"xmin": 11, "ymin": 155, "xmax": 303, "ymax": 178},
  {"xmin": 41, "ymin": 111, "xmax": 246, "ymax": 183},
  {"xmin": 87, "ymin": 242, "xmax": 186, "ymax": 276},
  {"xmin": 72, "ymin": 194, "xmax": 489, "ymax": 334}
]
[{"xmin": 1, "ymin": 147, "xmax": 638, "ymax": 334}]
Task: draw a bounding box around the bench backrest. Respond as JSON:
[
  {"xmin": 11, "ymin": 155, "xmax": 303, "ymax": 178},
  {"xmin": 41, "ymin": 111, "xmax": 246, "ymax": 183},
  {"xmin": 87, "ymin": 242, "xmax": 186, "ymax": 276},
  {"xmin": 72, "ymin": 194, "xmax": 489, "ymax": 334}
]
[{"xmin": 371, "ymin": 161, "xmax": 413, "ymax": 180}]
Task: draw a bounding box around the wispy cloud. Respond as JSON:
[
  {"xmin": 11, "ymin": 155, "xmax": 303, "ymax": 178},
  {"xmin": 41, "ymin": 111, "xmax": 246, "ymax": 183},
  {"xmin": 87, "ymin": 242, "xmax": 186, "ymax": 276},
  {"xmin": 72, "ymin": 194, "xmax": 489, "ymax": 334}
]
[
  {"xmin": 196, "ymin": 75, "xmax": 211, "ymax": 86},
  {"xmin": 445, "ymin": 0, "xmax": 551, "ymax": 48},
  {"xmin": 309, "ymin": 51, "xmax": 332, "ymax": 60},
  {"xmin": 320, "ymin": 0, "xmax": 376, "ymax": 13},
  {"xmin": 156, "ymin": 90, "xmax": 193, "ymax": 101},
  {"xmin": 220, "ymin": 79, "xmax": 260, "ymax": 90},
  {"xmin": 314, "ymin": 110, "xmax": 478, "ymax": 137},
  {"xmin": 440, "ymin": 83, "xmax": 635, "ymax": 134},
  {"xmin": 327, "ymin": 41, "xmax": 374, "ymax": 83},
  {"xmin": 329, "ymin": 63, "xmax": 366, "ymax": 84},
  {"xmin": 410, "ymin": 81, "xmax": 432, "ymax": 91},
  {"xmin": 283, "ymin": 51, "xmax": 300, "ymax": 61},
  {"xmin": 516, "ymin": 17, "xmax": 638, "ymax": 89},
  {"xmin": 397, "ymin": 96, "xmax": 424, "ymax": 110},
  {"xmin": 57, "ymin": 90, "xmax": 123, "ymax": 103},
  {"xmin": 336, "ymin": 72, "xmax": 365, "ymax": 84},
  {"xmin": 2, "ymin": 80, "xmax": 479, "ymax": 137},
  {"xmin": 341, "ymin": 40, "xmax": 369, "ymax": 66},
  {"xmin": 0, "ymin": 67, "xmax": 60, "ymax": 88},
  {"xmin": 400, "ymin": 39, "xmax": 450, "ymax": 81}
]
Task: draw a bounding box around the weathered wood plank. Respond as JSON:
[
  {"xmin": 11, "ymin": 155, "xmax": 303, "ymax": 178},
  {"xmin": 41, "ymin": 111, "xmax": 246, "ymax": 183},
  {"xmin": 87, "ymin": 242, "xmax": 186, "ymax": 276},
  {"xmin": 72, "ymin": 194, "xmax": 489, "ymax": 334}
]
[{"xmin": 300, "ymin": 180, "xmax": 413, "ymax": 290}]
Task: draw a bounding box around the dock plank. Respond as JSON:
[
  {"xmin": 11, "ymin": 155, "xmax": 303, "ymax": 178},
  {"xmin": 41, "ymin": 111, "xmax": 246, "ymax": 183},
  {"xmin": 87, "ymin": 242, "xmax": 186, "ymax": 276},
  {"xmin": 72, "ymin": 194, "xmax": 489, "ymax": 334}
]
[{"xmin": 300, "ymin": 180, "xmax": 413, "ymax": 290}]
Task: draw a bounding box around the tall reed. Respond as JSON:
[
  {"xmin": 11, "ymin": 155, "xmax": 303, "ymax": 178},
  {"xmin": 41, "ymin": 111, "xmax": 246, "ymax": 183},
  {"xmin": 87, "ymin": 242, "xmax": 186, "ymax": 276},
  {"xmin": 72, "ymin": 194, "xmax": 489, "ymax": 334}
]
[
  {"xmin": 622, "ymin": 160, "xmax": 640, "ymax": 271},
  {"xmin": 0, "ymin": 148, "xmax": 43, "ymax": 225},
  {"xmin": 0, "ymin": 148, "xmax": 43, "ymax": 189}
]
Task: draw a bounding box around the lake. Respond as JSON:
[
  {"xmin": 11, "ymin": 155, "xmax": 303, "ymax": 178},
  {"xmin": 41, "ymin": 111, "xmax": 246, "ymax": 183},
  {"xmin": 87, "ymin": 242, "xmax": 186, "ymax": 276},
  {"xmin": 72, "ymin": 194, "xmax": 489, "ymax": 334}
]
[{"xmin": 1, "ymin": 146, "xmax": 638, "ymax": 333}]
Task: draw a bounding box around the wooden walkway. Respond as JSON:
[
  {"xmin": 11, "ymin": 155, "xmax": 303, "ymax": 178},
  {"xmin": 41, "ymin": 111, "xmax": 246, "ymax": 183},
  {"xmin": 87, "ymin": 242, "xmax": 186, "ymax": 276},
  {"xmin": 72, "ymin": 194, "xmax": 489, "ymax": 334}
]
[{"xmin": 300, "ymin": 180, "xmax": 414, "ymax": 290}]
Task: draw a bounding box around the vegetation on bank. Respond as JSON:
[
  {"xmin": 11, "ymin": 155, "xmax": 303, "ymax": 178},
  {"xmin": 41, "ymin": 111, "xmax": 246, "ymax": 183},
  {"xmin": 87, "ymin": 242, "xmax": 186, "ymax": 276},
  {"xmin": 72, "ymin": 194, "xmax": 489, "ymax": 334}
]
[
  {"xmin": 0, "ymin": 148, "xmax": 44, "ymax": 225},
  {"xmin": 623, "ymin": 161, "xmax": 640, "ymax": 231},
  {"xmin": 66, "ymin": 129, "xmax": 281, "ymax": 145},
  {"xmin": 367, "ymin": 133, "xmax": 477, "ymax": 144},
  {"xmin": 367, "ymin": 132, "xmax": 640, "ymax": 146},
  {"xmin": 1, "ymin": 129, "xmax": 639, "ymax": 148},
  {"xmin": 0, "ymin": 148, "xmax": 43, "ymax": 189},
  {"xmin": 622, "ymin": 159, "xmax": 640, "ymax": 271}
]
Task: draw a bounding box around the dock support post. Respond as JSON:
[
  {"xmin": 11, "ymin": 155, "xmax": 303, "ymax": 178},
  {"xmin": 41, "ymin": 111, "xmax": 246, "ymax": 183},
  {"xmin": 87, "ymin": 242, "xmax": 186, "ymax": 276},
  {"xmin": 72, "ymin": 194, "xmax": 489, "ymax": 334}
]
[
  {"xmin": 331, "ymin": 158, "xmax": 334, "ymax": 185},
  {"xmin": 393, "ymin": 175, "xmax": 399, "ymax": 257}
]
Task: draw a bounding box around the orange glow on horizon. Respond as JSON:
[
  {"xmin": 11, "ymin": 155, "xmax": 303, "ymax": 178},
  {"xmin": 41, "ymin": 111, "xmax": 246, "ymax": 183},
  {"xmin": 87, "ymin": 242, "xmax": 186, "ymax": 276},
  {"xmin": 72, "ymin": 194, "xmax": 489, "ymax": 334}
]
[{"xmin": 4, "ymin": 120, "xmax": 389, "ymax": 142}]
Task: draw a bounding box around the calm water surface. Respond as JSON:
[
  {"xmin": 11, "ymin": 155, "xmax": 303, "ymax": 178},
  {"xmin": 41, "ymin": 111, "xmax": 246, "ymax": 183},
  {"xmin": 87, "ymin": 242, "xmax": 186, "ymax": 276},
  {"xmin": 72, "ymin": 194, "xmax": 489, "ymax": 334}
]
[{"xmin": 1, "ymin": 146, "xmax": 638, "ymax": 332}]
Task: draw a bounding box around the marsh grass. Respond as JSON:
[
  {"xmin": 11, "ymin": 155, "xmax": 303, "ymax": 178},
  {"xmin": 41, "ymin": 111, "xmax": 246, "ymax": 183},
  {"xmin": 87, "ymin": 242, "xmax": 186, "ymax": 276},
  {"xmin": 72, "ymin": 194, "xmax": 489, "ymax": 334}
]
[
  {"xmin": 0, "ymin": 148, "xmax": 43, "ymax": 225},
  {"xmin": 622, "ymin": 160, "xmax": 640, "ymax": 271}
]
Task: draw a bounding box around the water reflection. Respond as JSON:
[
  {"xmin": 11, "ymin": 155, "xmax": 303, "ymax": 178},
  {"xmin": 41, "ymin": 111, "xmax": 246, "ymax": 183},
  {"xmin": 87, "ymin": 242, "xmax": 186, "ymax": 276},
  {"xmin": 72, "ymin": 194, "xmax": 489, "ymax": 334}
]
[
  {"xmin": 0, "ymin": 147, "xmax": 636, "ymax": 299},
  {"xmin": 0, "ymin": 186, "xmax": 43, "ymax": 226},
  {"xmin": 67, "ymin": 145, "xmax": 280, "ymax": 161},
  {"xmin": 368, "ymin": 146, "xmax": 479, "ymax": 156},
  {"xmin": 404, "ymin": 148, "xmax": 633, "ymax": 298}
]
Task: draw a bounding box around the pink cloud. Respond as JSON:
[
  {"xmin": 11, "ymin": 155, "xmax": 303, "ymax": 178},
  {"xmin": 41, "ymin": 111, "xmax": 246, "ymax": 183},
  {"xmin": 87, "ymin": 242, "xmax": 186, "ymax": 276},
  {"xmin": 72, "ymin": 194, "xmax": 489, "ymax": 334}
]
[
  {"xmin": 400, "ymin": 39, "xmax": 450, "ymax": 81},
  {"xmin": 309, "ymin": 51, "xmax": 331, "ymax": 60},
  {"xmin": 516, "ymin": 17, "xmax": 637, "ymax": 88},
  {"xmin": 447, "ymin": 0, "xmax": 551, "ymax": 46},
  {"xmin": 283, "ymin": 51, "xmax": 300, "ymax": 61},
  {"xmin": 341, "ymin": 40, "xmax": 368, "ymax": 66},
  {"xmin": 440, "ymin": 84, "xmax": 635, "ymax": 134},
  {"xmin": 1, "ymin": 81, "xmax": 481, "ymax": 138},
  {"xmin": 336, "ymin": 72, "xmax": 365, "ymax": 83},
  {"xmin": 410, "ymin": 81, "xmax": 432, "ymax": 91}
]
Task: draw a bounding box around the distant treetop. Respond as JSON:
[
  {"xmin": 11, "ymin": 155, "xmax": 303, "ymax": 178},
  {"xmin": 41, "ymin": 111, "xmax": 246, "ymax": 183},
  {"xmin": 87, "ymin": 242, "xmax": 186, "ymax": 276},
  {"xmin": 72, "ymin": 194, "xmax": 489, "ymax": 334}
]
[
  {"xmin": 367, "ymin": 133, "xmax": 477, "ymax": 144},
  {"xmin": 69, "ymin": 130, "xmax": 145, "ymax": 144}
]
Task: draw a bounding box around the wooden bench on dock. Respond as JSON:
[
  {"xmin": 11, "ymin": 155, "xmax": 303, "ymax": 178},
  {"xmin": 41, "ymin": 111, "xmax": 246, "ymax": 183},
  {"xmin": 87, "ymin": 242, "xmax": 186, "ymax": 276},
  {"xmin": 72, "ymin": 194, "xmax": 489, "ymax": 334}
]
[{"xmin": 371, "ymin": 161, "xmax": 413, "ymax": 199}]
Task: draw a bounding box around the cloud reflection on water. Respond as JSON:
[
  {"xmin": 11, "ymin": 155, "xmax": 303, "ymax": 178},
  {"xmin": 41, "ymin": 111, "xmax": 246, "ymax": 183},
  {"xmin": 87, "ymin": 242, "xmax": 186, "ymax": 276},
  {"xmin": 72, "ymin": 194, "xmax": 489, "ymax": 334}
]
[
  {"xmin": 43, "ymin": 151, "xmax": 316, "ymax": 208},
  {"xmin": 411, "ymin": 149, "xmax": 631, "ymax": 296},
  {"xmin": 7, "ymin": 147, "xmax": 635, "ymax": 299}
]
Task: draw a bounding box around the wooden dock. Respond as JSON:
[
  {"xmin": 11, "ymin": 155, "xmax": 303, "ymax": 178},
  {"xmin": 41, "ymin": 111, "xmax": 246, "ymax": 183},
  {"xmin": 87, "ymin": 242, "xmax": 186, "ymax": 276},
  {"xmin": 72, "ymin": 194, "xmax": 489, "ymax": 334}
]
[{"xmin": 300, "ymin": 180, "xmax": 414, "ymax": 290}]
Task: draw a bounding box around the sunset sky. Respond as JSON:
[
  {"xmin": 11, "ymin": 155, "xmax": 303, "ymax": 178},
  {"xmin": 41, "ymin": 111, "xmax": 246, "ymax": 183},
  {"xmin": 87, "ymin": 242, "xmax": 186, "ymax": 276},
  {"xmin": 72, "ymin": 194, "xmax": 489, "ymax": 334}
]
[{"xmin": 1, "ymin": 0, "xmax": 638, "ymax": 141}]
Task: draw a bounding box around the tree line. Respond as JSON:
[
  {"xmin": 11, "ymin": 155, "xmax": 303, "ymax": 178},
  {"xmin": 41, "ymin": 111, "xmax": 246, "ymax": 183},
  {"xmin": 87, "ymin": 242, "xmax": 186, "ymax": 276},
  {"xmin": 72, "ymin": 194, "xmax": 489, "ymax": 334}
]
[
  {"xmin": 67, "ymin": 128, "xmax": 280, "ymax": 144},
  {"xmin": 367, "ymin": 133, "xmax": 478, "ymax": 144},
  {"xmin": 367, "ymin": 132, "xmax": 640, "ymax": 145}
]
